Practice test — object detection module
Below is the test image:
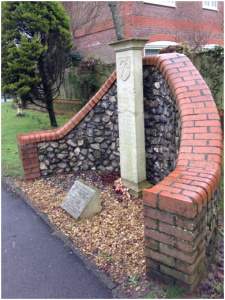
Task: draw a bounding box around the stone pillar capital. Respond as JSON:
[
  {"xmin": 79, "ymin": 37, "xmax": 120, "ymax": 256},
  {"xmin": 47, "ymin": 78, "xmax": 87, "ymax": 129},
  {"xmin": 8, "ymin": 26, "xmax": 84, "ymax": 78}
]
[{"xmin": 109, "ymin": 38, "xmax": 149, "ymax": 52}]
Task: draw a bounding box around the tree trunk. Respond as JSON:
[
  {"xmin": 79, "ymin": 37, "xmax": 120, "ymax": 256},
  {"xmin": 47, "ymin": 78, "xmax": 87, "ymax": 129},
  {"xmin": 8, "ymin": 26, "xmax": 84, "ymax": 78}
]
[
  {"xmin": 43, "ymin": 74, "xmax": 58, "ymax": 126},
  {"xmin": 108, "ymin": 1, "xmax": 125, "ymax": 40},
  {"xmin": 46, "ymin": 98, "xmax": 58, "ymax": 127},
  {"xmin": 16, "ymin": 100, "xmax": 23, "ymax": 116}
]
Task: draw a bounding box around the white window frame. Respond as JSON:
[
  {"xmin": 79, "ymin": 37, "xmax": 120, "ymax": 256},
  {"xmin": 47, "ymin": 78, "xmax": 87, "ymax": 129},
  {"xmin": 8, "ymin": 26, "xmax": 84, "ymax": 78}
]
[
  {"xmin": 144, "ymin": 41, "xmax": 178, "ymax": 56},
  {"xmin": 144, "ymin": 1, "xmax": 176, "ymax": 8},
  {"xmin": 202, "ymin": 44, "xmax": 220, "ymax": 50},
  {"xmin": 203, "ymin": 1, "xmax": 218, "ymax": 11}
]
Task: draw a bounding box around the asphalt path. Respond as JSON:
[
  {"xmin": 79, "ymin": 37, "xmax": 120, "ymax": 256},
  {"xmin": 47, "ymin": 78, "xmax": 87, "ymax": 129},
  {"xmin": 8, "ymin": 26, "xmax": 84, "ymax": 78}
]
[{"xmin": 1, "ymin": 181, "xmax": 113, "ymax": 299}]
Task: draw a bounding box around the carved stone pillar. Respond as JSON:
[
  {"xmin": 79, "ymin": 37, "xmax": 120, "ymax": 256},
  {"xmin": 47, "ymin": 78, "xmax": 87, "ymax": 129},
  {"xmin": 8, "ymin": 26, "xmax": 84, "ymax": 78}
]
[{"xmin": 109, "ymin": 38, "xmax": 152, "ymax": 197}]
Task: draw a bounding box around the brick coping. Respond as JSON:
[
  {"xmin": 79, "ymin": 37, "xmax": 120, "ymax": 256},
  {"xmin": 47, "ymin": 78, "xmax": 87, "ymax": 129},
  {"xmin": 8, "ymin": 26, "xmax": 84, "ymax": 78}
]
[
  {"xmin": 143, "ymin": 53, "xmax": 223, "ymax": 218},
  {"xmin": 17, "ymin": 54, "xmax": 223, "ymax": 218},
  {"xmin": 17, "ymin": 70, "xmax": 117, "ymax": 145}
]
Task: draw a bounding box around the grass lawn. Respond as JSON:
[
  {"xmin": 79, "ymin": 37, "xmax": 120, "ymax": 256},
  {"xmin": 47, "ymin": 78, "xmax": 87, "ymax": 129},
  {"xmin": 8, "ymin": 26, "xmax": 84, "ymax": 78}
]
[{"xmin": 1, "ymin": 102, "xmax": 71, "ymax": 178}]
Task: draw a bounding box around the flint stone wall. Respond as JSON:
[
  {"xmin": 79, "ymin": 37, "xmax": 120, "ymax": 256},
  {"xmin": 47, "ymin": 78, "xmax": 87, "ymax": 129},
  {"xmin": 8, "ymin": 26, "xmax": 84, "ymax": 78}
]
[
  {"xmin": 37, "ymin": 67, "xmax": 181, "ymax": 181},
  {"xmin": 143, "ymin": 66, "xmax": 180, "ymax": 184},
  {"xmin": 38, "ymin": 84, "xmax": 120, "ymax": 175}
]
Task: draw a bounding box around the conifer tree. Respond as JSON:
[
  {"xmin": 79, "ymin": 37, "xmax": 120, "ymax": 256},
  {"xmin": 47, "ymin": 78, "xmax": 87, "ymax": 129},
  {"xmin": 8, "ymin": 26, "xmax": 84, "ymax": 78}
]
[{"xmin": 1, "ymin": 1, "xmax": 74, "ymax": 126}]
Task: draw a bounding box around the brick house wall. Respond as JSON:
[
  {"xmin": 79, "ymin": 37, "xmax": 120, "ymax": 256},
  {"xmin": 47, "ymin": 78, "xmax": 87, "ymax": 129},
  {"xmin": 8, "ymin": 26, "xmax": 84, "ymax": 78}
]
[{"xmin": 71, "ymin": 1, "xmax": 224, "ymax": 63}]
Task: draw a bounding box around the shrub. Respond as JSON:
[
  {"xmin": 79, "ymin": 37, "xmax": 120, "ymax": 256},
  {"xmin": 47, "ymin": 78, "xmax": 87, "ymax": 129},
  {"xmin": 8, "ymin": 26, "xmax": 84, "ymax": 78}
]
[
  {"xmin": 68, "ymin": 56, "xmax": 104, "ymax": 106},
  {"xmin": 158, "ymin": 42, "xmax": 191, "ymax": 56}
]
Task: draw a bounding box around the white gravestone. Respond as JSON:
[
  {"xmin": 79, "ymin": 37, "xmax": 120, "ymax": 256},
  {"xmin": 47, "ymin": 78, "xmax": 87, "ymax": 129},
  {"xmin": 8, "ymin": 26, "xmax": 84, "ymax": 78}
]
[
  {"xmin": 109, "ymin": 38, "xmax": 152, "ymax": 197},
  {"xmin": 60, "ymin": 179, "xmax": 101, "ymax": 220}
]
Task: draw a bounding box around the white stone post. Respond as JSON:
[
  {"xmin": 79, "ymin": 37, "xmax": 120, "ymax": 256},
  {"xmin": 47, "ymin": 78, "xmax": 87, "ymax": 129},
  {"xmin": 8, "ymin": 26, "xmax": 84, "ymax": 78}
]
[{"xmin": 109, "ymin": 38, "xmax": 152, "ymax": 197}]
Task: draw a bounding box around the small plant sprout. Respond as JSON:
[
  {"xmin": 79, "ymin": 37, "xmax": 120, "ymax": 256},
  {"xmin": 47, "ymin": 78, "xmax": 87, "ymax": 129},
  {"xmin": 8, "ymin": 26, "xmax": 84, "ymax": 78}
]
[
  {"xmin": 128, "ymin": 277, "xmax": 138, "ymax": 285},
  {"xmin": 167, "ymin": 284, "xmax": 183, "ymax": 299}
]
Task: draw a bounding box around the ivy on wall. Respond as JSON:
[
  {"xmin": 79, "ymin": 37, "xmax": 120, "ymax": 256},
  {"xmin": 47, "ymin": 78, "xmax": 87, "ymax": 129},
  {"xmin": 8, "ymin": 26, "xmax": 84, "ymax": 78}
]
[{"xmin": 199, "ymin": 46, "xmax": 224, "ymax": 109}]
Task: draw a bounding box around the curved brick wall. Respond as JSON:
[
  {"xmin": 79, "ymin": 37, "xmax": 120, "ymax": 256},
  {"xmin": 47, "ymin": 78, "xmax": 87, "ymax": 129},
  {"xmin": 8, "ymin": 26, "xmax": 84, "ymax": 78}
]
[{"xmin": 142, "ymin": 54, "xmax": 223, "ymax": 293}]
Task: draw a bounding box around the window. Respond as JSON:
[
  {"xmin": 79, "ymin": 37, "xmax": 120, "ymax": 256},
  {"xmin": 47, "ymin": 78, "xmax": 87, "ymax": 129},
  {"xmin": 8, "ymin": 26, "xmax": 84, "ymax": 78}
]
[
  {"xmin": 203, "ymin": 1, "xmax": 217, "ymax": 10},
  {"xmin": 144, "ymin": 1, "xmax": 176, "ymax": 7},
  {"xmin": 144, "ymin": 41, "xmax": 178, "ymax": 56}
]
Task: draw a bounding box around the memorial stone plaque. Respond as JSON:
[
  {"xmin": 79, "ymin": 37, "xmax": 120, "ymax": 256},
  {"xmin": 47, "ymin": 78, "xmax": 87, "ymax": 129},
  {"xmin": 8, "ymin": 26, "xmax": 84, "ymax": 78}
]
[{"xmin": 60, "ymin": 179, "xmax": 101, "ymax": 220}]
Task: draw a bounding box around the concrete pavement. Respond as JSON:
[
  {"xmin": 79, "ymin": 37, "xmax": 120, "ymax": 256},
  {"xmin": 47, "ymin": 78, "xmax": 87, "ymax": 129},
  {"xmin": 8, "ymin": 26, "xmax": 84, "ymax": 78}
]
[{"xmin": 1, "ymin": 180, "xmax": 116, "ymax": 299}]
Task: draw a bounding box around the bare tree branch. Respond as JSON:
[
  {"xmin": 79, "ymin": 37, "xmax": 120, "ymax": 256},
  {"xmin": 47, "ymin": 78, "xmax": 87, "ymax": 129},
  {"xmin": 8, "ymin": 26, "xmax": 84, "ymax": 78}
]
[
  {"xmin": 60, "ymin": 1, "xmax": 103, "ymax": 38},
  {"xmin": 183, "ymin": 18, "xmax": 216, "ymax": 51}
]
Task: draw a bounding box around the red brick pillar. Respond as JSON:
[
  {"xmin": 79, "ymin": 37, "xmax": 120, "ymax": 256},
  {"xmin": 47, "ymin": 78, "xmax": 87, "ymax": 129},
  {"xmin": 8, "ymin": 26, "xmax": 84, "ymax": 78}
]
[{"xmin": 17, "ymin": 135, "xmax": 40, "ymax": 181}]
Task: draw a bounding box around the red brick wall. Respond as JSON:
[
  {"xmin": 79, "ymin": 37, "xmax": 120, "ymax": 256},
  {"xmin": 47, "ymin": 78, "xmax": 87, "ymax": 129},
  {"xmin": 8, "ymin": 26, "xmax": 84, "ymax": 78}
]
[
  {"xmin": 142, "ymin": 53, "xmax": 222, "ymax": 293},
  {"xmin": 75, "ymin": 28, "xmax": 117, "ymax": 64},
  {"xmin": 127, "ymin": 1, "xmax": 224, "ymax": 46},
  {"xmin": 74, "ymin": 2, "xmax": 125, "ymax": 63},
  {"xmin": 71, "ymin": 1, "xmax": 224, "ymax": 63}
]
